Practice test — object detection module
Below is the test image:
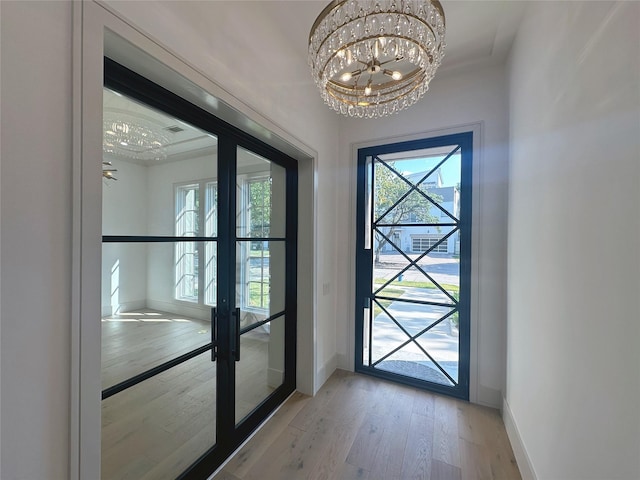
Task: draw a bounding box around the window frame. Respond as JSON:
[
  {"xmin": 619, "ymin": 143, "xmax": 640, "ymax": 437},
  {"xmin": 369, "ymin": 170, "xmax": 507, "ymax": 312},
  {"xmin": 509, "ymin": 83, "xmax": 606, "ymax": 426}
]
[{"xmin": 174, "ymin": 178, "xmax": 218, "ymax": 306}]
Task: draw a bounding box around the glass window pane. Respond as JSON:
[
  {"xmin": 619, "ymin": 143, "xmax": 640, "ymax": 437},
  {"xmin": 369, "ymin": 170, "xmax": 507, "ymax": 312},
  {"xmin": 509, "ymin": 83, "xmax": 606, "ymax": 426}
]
[
  {"xmin": 102, "ymin": 87, "xmax": 217, "ymax": 237},
  {"xmin": 235, "ymin": 241, "xmax": 285, "ymax": 329},
  {"xmin": 236, "ymin": 146, "xmax": 286, "ymax": 238},
  {"xmin": 102, "ymin": 352, "xmax": 216, "ymax": 479},
  {"xmin": 102, "ymin": 241, "xmax": 215, "ymax": 389},
  {"xmin": 235, "ymin": 316, "xmax": 285, "ymax": 424}
]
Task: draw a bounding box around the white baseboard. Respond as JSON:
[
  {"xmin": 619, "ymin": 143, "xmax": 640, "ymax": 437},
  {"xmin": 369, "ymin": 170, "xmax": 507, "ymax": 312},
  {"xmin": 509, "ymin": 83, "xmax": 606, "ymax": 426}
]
[
  {"xmin": 101, "ymin": 300, "xmax": 145, "ymax": 317},
  {"xmin": 336, "ymin": 352, "xmax": 352, "ymax": 371},
  {"xmin": 267, "ymin": 367, "xmax": 284, "ymax": 389},
  {"xmin": 475, "ymin": 385, "xmax": 502, "ymax": 409},
  {"xmin": 502, "ymin": 396, "xmax": 537, "ymax": 480},
  {"xmin": 316, "ymin": 354, "xmax": 338, "ymax": 391},
  {"xmin": 147, "ymin": 298, "xmax": 209, "ymax": 321}
]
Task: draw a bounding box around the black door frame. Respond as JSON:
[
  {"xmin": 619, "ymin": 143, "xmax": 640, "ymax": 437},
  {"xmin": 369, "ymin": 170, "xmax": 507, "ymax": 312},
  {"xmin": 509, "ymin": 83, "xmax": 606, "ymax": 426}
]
[
  {"xmin": 354, "ymin": 132, "xmax": 472, "ymax": 401},
  {"xmin": 102, "ymin": 58, "xmax": 298, "ymax": 478}
]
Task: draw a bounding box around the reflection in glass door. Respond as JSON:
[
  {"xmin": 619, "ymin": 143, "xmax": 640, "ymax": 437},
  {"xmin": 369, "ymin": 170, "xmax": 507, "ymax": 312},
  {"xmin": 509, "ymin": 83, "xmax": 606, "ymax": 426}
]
[
  {"xmin": 101, "ymin": 87, "xmax": 219, "ymax": 479},
  {"xmin": 234, "ymin": 147, "xmax": 288, "ymax": 424},
  {"xmin": 355, "ymin": 133, "xmax": 472, "ymax": 400},
  {"xmin": 101, "ymin": 59, "xmax": 297, "ymax": 479}
]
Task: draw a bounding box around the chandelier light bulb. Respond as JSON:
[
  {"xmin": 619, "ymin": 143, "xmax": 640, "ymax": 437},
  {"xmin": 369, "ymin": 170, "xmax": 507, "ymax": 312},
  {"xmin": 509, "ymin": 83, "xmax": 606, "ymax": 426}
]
[
  {"xmin": 364, "ymin": 80, "xmax": 372, "ymax": 96},
  {"xmin": 308, "ymin": 0, "xmax": 446, "ymax": 118}
]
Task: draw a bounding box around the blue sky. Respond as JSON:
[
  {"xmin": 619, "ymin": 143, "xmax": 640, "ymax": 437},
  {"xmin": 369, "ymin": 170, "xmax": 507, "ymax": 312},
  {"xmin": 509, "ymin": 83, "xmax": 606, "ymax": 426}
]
[{"xmin": 398, "ymin": 154, "xmax": 461, "ymax": 187}]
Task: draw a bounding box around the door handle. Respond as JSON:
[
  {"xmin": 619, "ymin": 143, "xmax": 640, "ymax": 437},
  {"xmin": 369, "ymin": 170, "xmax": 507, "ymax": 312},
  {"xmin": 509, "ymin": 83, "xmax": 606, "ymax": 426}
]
[
  {"xmin": 211, "ymin": 307, "xmax": 218, "ymax": 362},
  {"xmin": 232, "ymin": 307, "xmax": 241, "ymax": 362}
]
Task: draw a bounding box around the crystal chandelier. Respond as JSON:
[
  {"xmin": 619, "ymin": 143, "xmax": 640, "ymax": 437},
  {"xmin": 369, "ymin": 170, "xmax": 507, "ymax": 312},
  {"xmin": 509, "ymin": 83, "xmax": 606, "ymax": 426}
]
[
  {"xmin": 103, "ymin": 113, "xmax": 170, "ymax": 162},
  {"xmin": 308, "ymin": 0, "xmax": 446, "ymax": 118}
]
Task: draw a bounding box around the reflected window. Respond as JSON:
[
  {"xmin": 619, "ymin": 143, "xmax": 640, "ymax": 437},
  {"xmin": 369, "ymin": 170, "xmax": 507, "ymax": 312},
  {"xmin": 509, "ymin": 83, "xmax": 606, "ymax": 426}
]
[
  {"xmin": 175, "ymin": 180, "xmax": 217, "ymax": 305},
  {"xmin": 238, "ymin": 175, "xmax": 271, "ymax": 312}
]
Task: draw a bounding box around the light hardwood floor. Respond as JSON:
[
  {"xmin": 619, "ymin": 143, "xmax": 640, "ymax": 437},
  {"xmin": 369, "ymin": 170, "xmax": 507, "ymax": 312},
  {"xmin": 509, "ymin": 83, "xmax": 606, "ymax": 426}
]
[
  {"xmin": 101, "ymin": 310, "xmax": 276, "ymax": 480},
  {"xmin": 215, "ymin": 370, "xmax": 521, "ymax": 480}
]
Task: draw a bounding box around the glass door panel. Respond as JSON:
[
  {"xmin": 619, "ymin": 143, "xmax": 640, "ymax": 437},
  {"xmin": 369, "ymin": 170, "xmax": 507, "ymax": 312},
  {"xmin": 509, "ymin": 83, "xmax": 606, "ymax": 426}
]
[
  {"xmin": 101, "ymin": 84, "xmax": 218, "ymax": 478},
  {"xmin": 102, "ymin": 88, "xmax": 218, "ymax": 237},
  {"xmin": 235, "ymin": 316, "xmax": 286, "ymax": 423},
  {"xmin": 236, "ymin": 146, "xmax": 286, "ymax": 239},
  {"xmin": 356, "ymin": 134, "xmax": 471, "ymax": 400},
  {"xmin": 102, "ymin": 241, "xmax": 217, "ymax": 389},
  {"xmin": 102, "ymin": 60, "xmax": 297, "ymax": 478},
  {"xmin": 234, "ymin": 147, "xmax": 287, "ymax": 425},
  {"xmin": 101, "ymin": 352, "xmax": 216, "ymax": 480}
]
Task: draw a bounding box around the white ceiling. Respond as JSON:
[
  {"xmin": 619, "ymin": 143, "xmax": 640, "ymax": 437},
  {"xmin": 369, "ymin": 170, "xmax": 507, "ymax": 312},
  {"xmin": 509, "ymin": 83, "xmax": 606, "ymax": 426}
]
[
  {"xmin": 251, "ymin": 0, "xmax": 527, "ymax": 76},
  {"xmin": 103, "ymin": 1, "xmax": 526, "ymax": 163}
]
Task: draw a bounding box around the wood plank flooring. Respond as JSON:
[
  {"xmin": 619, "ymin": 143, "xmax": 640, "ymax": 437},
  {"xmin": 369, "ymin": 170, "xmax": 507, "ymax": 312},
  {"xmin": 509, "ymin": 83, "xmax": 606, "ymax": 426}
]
[
  {"xmin": 101, "ymin": 310, "xmax": 213, "ymax": 389},
  {"xmin": 101, "ymin": 310, "xmax": 276, "ymax": 480},
  {"xmin": 216, "ymin": 370, "xmax": 521, "ymax": 480}
]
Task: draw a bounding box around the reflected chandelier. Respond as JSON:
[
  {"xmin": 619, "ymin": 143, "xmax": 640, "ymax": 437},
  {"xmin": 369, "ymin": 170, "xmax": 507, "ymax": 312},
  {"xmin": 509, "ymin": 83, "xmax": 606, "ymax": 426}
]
[
  {"xmin": 103, "ymin": 113, "xmax": 170, "ymax": 162},
  {"xmin": 308, "ymin": 0, "xmax": 446, "ymax": 118}
]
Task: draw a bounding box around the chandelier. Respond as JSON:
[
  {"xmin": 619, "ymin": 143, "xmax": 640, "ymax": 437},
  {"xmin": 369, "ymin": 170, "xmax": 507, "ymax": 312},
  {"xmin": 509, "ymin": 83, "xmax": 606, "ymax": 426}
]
[
  {"xmin": 308, "ymin": 0, "xmax": 446, "ymax": 118},
  {"xmin": 103, "ymin": 112, "xmax": 170, "ymax": 162}
]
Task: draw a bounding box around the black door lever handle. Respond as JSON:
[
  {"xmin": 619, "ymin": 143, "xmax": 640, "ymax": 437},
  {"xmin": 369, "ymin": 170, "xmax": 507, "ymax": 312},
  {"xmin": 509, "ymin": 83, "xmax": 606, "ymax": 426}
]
[
  {"xmin": 232, "ymin": 307, "xmax": 241, "ymax": 362},
  {"xmin": 211, "ymin": 307, "xmax": 218, "ymax": 362}
]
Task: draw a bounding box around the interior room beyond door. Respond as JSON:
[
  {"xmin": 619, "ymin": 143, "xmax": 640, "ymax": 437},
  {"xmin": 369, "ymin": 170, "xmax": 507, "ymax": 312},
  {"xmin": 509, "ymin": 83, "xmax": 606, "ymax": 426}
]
[{"xmin": 101, "ymin": 59, "xmax": 297, "ymax": 479}]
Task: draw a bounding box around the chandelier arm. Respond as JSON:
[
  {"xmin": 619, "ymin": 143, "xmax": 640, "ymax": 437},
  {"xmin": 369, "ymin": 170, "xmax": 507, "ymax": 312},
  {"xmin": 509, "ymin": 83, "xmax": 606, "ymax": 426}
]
[
  {"xmin": 326, "ymin": 70, "xmax": 425, "ymax": 106},
  {"xmin": 379, "ymin": 56, "xmax": 403, "ymax": 67}
]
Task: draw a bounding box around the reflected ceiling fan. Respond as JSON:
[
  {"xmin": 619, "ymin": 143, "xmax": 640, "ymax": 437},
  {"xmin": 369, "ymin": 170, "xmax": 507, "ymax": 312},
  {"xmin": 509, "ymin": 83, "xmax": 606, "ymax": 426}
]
[{"xmin": 103, "ymin": 161, "xmax": 117, "ymax": 181}]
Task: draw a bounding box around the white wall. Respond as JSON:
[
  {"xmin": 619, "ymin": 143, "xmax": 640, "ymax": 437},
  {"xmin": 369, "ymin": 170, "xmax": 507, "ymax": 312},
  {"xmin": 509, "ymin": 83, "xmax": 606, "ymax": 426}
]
[
  {"xmin": 0, "ymin": 2, "xmax": 73, "ymax": 478},
  {"xmin": 335, "ymin": 63, "xmax": 510, "ymax": 408},
  {"xmin": 102, "ymin": 158, "xmax": 149, "ymax": 315},
  {"xmin": 506, "ymin": 2, "xmax": 640, "ymax": 479},
  {"xmin": 146, "ymin": 154, "xmax": 218, "ymax": 320}
]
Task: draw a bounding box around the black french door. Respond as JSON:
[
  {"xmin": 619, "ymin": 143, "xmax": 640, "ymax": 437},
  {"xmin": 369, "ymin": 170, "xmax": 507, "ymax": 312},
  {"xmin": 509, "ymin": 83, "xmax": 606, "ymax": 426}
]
[
  {"xmin": 101, "ymin": 59, "xmax": 297, "ymax": 479},
  {"xmin": 355, "ymin": 133, "xmax": 472, "ymax": 400}
]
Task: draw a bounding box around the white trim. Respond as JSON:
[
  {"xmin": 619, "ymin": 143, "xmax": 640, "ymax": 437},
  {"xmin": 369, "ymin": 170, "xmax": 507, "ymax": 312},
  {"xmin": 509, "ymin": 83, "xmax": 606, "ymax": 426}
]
[
  {"xmin": 347, "ymin": 122, "xmax": 483, "ymax": 404},
  {"xmin": 502, "ymin": 395, "xmax": 538, "ymax": 480},
  {"xmin": 70, "ymin": 3, "xmax": 83, "ymax": 479},
  {"xmin": 317, "ymin": 354, "xmax": 339, "ymax": 389},
  {"xmin": 71, "ymin": 2, "xmax": 319, "ymax": 477}
]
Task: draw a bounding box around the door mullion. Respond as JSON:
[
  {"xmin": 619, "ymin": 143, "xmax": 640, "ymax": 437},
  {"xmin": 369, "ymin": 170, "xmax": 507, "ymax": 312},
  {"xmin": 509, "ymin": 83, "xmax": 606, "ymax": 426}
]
[
  {"xmin": 216, "ymin": 136, "xmax": 237, "ymax": 444},
  {"xmin": 284, "ymin": 162, "xmax": 298, "ymax": 388}
]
